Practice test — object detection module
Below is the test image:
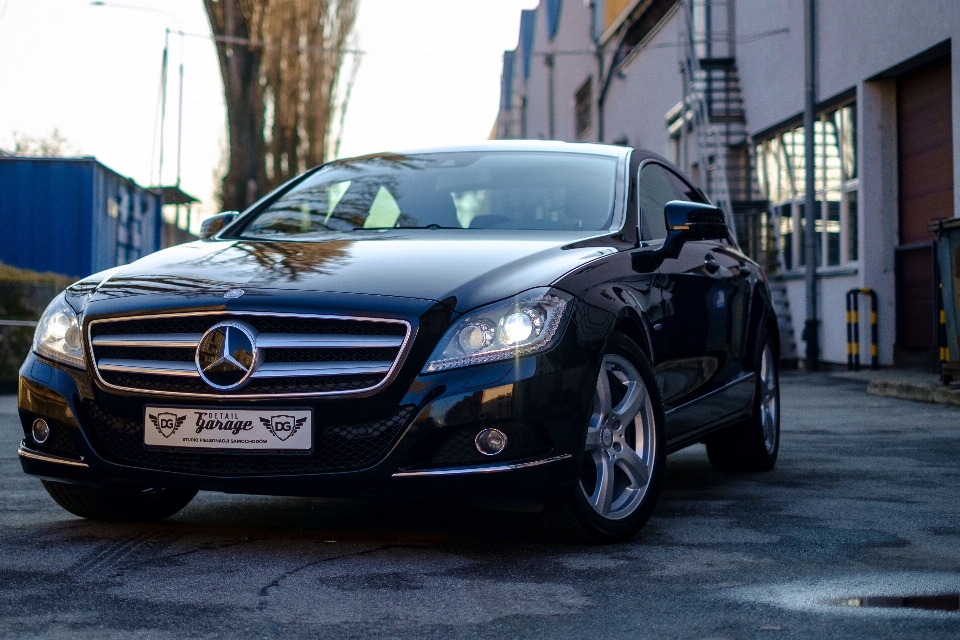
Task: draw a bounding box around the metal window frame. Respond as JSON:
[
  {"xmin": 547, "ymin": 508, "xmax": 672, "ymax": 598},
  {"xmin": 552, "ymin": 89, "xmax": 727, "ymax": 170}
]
[{"xmin": 757, "ymin": 100, "xmax": 859, "ymax": 274}]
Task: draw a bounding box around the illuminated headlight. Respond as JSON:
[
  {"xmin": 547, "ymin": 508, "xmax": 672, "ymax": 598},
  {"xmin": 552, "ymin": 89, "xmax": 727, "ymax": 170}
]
[
  {"xmin": 33, "ymin": 292, "xmax": 84, "ymax": 368},
  {"xmin": 424, "ymin": 288, "xmax": 571, "ymax": 372}
]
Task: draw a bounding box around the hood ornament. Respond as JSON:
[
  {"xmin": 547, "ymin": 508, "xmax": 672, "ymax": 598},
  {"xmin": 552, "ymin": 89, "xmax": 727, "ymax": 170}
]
[
  {"xmin": 224, "ymin": 288, "xmax": 245, "ymax": 299},
  {"xmin": 195, "ymin": 321, "xmax": 260, "ymax": 390}
]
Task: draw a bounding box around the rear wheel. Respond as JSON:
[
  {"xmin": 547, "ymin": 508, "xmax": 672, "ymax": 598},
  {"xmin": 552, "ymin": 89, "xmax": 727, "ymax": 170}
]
[
  {"xmin": 536, "ymin": 333, "xmax": 665, "ymax": 543},
  {"xmin": 42, "ymin": 481, "xmax": 197, "ymax": 522},
  {"xmin": 705, "ymin": 333, "xmax": 779, "ymax": 472}
]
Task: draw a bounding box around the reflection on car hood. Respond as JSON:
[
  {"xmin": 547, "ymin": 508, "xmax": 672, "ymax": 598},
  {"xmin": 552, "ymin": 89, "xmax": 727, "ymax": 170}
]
[{"xmin": 88, "ymin": 230, "xmax": 620, "ymax": 312}]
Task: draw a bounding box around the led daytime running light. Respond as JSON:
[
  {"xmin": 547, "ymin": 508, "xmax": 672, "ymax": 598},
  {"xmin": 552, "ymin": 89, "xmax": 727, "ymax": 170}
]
[{"xmin": 425, "ymin": 292, "xmax": 568, "ymax": 372}]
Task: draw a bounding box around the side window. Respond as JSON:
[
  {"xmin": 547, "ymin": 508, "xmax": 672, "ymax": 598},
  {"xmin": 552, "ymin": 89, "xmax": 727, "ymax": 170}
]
[
  {"xmin": 637, "ymin": 164, "xmax": 679, "ymax": 240},
  {"xmin": 666, "ymin": 171, "xmax": 707, "ymax": 204}
]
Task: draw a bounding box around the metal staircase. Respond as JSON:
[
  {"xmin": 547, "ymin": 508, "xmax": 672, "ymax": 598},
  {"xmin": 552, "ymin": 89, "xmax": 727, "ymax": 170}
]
[{"xmin": 676, "ymin": 0, "xmax": 799, "ymax": 365}]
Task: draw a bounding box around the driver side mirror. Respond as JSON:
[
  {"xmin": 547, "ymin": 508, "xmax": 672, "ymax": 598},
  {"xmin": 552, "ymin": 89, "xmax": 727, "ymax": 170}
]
[
  {"xmin": 200, "ymin": 211, "xmax": 239, "ymax": 240},
  {"xmin": 632, "ymin": 201, "xmax": 728, "ymax": 272},
  {"xmin": 660, "ymin": 200, "xmax": 728, "ymax": 256}
]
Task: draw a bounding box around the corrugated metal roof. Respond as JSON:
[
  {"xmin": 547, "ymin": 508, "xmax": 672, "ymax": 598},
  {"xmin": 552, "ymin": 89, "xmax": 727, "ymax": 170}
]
[
  {"xmin": 545, "ymin": 0, "xmax": 563, "ymax": 40},
  {"xmin": 156, "ymin": 185, "xmax": 200, "ymax": 205},
  {"xmin": 519, "ymin": 9, "xmax": 536, "ymax": 79}
]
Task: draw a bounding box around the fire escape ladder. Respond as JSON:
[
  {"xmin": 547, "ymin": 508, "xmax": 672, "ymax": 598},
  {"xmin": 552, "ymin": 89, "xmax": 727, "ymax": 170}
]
[{"xmin": 678, "ymin": 0, "xmax": 798, "ymax": 364}]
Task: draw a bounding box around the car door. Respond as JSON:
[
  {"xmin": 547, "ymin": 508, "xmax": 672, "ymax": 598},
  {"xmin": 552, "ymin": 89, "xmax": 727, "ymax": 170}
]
[
  {"xmin": 659, "ymin": 168, "xmax": 754, "ymax": 436},
  {"xmin": 665, "ymin": 167, "xmax": 756, "ymax": 417},
  {"xmin": 636, "ymin": 163, "xmax": 717, "ymax": 438},
  {"xmin": 697, "ymin": 240, "xmax": 756, "ymax": 415}
]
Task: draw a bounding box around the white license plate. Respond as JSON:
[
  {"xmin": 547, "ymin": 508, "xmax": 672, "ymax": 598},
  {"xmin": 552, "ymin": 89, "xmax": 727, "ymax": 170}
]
[{"xmin": 144, "ymin": 406, "xmax": 313, "ymax": 452}]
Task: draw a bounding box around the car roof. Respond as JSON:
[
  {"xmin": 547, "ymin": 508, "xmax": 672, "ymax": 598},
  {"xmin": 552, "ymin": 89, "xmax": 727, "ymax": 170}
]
[
  {"xmin": 382, "ymin": 140, "xmax": 632, "ymax": 159},
  {"xmin": 329, "ymin": 142, "xmax": 681, "ymax": 176}
]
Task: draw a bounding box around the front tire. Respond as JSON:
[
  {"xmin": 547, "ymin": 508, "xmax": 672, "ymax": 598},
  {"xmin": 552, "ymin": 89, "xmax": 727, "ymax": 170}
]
[
  {"xmin": 705, "ymin": 333, "xmax": 780, "ymax": 472},
  {"xmin": 536, "ymin": 332, "xmax": 665, "ymax": 543},
  {"xmin": 42, "ymin": 481, "xmax": 197, "ymax": 522}
]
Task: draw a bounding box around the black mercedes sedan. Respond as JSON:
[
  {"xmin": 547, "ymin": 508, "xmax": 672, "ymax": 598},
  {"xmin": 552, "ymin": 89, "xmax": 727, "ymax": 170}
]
[{"xmin": 17, "ymin": 142, "xmax": 779, "ymax": 543}]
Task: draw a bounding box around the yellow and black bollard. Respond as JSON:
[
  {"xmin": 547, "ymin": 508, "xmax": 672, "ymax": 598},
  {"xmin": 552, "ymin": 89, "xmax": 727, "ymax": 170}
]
[
  {"xmin": 846, "ymin": 288, "xmax": 879, "ymax": 371},
  {"xmin": 940, "ymin": 281, "xmax": 950, "ymax": 365},
  {"xmin": 846, "ymin": 290, "xmax": 858, "ymax": 370}
]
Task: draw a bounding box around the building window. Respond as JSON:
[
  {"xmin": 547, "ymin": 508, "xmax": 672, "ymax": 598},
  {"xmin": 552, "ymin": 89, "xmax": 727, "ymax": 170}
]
[
  {"xmin": 575, "ymin": 78, "xmax": 592, "ymax": 140},
  {"xmin": 755, "ymin": 101, "xmax": 858, "ymax": 271}
]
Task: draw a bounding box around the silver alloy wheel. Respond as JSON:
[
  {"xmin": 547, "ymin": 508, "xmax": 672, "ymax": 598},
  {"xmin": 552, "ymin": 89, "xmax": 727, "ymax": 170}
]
[
  {"xmin": 580, "ymin": 354, "xmax": 657, "ymax": 521},
  {"xmin": 759, "ymin": 344, "xmax": 778, "ymax": 454}
]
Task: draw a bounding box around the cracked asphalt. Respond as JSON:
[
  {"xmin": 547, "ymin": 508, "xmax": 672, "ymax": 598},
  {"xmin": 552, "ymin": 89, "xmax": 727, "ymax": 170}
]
[{"xmin": 2, "ymin": 372, "xmax": 959, "ymax": 639}]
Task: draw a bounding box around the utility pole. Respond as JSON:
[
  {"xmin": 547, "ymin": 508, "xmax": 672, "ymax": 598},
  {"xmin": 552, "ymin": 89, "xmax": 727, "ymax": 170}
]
[
  {"xmin": 803, "ymin": 0, "xmax": 819, "ymax": 370},
  {"xmin": 158, "ymin": 29, "xmax": 169, "ymax": 186},
  {"xmin": 176, "ymin": 51, "xmax": 184, "ymax": 186}
]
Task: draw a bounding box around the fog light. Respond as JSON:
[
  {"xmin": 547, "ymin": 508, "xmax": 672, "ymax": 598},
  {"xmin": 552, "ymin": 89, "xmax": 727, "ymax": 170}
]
[
  {"xmin": 475, "ymin": 428, "xmax": 508, "ymax": 456},
  {"xmin": 32, "ymin": 419, "xmax": 50, "ymax": 444}
]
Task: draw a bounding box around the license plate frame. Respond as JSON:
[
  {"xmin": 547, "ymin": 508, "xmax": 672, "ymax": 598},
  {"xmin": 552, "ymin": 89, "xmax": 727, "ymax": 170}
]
[{"xmin": 143, "ymin": 406, "xmax": 314, "ymax": 453}]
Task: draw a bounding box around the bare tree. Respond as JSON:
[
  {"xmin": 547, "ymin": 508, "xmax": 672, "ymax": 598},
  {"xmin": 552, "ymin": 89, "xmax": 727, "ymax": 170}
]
[
  {"xmin": 204, "ymin": 0, "xmax": 359, "ymax": 212},
  {"xmin": 10, "ymin": 129, "xmax": 77, "ymax": 157}
]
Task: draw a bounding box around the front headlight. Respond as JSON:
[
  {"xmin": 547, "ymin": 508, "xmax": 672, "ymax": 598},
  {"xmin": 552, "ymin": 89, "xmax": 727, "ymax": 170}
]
[
  {"xmin": 424, "ymin": 288, "xmax": 571, "ymax": 372},
  {"xmin": 33, "ymin": 292, "xmax": 85, "ymax": 368}
]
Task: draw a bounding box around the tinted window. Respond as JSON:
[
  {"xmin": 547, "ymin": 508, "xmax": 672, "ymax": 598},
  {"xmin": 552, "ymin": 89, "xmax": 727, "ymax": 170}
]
[
  {"xmin": 666, "ymin": 171, "xmax": 707, "ymax": 204},
  {"xmin": 240, "ymin": 152, "xmax": 619, "ymax": 238},
  {"xmin": 637, "ymin": 164, "xmax": 680, "ymax": 240}
]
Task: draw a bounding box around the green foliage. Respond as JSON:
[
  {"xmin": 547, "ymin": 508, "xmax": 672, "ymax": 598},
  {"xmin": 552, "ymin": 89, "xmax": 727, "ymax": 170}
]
[{"xmin": 0, "ymin": 262, "xmax": 73, "ymax": 288}]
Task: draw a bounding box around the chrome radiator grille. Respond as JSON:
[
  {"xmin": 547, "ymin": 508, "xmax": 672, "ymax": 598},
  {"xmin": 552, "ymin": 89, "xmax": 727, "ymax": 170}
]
[{"xmin": 87, "ymin": 313, "xmax": 412, "ymax": 398}]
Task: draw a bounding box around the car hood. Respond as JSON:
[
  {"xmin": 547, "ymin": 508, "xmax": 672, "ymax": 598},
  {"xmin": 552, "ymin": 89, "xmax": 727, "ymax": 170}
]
[{"xmin": 83, "ymin": 230, "xmax": 620, "ymax": 313}]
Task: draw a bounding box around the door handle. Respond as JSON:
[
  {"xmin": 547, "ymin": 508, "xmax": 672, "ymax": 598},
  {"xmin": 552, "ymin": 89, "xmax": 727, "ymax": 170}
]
[{"xmin": 704, "ymin": 254, "xmax": 720, "ymax": 274}]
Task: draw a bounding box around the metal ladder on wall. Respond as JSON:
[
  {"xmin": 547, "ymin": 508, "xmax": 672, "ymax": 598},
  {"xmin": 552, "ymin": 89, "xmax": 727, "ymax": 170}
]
[{"xmin": 678, "ymin": 0, "xmax": 799, "ymax": 365}]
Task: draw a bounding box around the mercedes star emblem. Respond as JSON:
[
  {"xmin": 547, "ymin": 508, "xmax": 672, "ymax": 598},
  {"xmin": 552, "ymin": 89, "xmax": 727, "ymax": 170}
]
[{"xmin": 195, "ymin": 321, "xmax": 260, "ymax": 390}]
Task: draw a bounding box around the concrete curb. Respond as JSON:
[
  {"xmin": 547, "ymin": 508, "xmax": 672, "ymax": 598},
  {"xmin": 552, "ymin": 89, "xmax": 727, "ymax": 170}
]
[{"xmin": 866, "ymin": 380, "xmax": 960, "ymax": 408}]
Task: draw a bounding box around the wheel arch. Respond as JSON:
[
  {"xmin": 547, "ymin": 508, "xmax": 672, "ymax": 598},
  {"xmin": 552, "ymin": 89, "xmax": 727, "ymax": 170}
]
[
  {"xmin": 612, "ymin": 309, "xmax": 654, "ymax": 366},
  {"xmin": 743, "ymin": 282, "xmax": 780, "ymax": 372}
]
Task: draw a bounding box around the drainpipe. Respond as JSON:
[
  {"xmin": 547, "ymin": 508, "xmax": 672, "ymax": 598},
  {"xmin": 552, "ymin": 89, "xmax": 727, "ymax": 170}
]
[
  {"xmin": 586, "ymin": 0, "xmax": 605, "ymax": 142},
  {"xmin": 546, "ymin": 53, "xmax": 556, "ymax": 139},
  {"xmin": 803, "ymin": 0, "xmax": 819, "ymax": 370}
]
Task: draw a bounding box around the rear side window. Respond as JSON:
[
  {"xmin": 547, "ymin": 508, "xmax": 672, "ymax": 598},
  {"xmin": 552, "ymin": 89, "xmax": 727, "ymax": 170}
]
[{"xmin": 637, "ymin": 164, "xmax": 678, "ymax": 240}]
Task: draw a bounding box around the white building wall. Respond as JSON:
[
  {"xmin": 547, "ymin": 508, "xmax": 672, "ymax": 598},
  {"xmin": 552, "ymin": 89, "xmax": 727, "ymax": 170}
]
[
  {"xmin": 601, "ymin": 7, "xmax": 685, "ymax": 156},
  {"xmin": 735, "ymin": 0, "xmax": 960, "ymax": 366},
  {"xmin": 525, "ymin": 7, "xmax": 550, "ymax": 140},
  {"xmin": 734, "ymin": 0, "xmax": 804, "ymax": 135},
  {"xmin": 510, "ymin": 30, "xmax": 527, "ymax": 138},
  {"xmin": 517, "ymin": 0, "xmax": 597, "ymax": 142},
  {"xmin": 845, "ymin": 79, "xmax": 897, "ymax": 367},
  {"xmin": 552, "ymin": 0, "xmax": 597, "ymax": 141}
]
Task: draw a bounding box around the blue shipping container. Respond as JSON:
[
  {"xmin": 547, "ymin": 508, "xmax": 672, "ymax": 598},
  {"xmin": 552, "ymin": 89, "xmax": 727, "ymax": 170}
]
[{"xmin": 0, "ymin": 157, "xmax": 162, "ymax": 278}]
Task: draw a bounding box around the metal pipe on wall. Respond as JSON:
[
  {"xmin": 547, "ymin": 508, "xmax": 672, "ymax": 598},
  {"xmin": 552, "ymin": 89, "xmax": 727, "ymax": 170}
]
[
  {"xmin": 546, "ymin": 53, "xmax": 556, "ymax": 139},
  {"xmin": 803, "ymin": 0, "xmax": 820, "ymax": 370},
  {"xmin": 585, "ymin": 0, "xmax": 604, "ymax": 143}
]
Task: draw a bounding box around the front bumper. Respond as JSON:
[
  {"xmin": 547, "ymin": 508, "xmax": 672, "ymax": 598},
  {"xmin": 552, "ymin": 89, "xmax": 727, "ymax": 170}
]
[{"xmin": 15, "ymin": 315, "xmax": 604, "ymax": 501}]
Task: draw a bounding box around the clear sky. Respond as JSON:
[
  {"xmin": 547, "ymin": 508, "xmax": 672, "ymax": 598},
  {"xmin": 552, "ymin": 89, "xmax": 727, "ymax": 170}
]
[{"xmin": 0, "ymin": 0, "xmax": 538, "ymax": 227}]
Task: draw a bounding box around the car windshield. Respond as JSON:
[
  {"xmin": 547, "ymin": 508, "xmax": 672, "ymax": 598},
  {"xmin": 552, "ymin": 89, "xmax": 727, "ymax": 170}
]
[{"xmin": 238, "ymin": 151, "xmax": 619, "ymax": 239}]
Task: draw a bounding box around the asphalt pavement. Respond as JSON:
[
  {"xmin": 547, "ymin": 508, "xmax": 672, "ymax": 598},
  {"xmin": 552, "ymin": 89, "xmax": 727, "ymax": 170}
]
[{"xmin": 1, "ymin": 372, "xmax": 959, "ymax": 639}]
